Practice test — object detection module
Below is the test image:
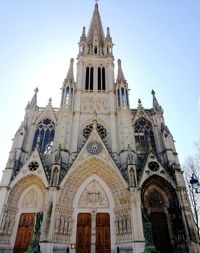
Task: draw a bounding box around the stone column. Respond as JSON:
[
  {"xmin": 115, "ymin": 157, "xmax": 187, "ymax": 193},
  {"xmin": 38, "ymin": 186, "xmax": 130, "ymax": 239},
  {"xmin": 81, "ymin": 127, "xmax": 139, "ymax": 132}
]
[{"xmin": 91, "ymin": 210, "xmax": 96, "ymax": 253}]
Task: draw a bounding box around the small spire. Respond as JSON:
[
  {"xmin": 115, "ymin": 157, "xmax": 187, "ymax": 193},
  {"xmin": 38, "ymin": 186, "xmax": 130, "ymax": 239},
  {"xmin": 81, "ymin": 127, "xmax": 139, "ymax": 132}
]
[
  {"xmin": 106, "ymin": 27, "xmax": 110, "ymax": 38},
  {"xmin": 151, "ymin": 89, "xmax": 163, "ymax": 113},
  {"xmin": 65, "ymin": 58, "xmax": 74, "ymax": 84},
  {"xmin": 28, "ymin": 87, "xmax": 38, "ymax": 109},
  {"xmin": 81, "ymin": 26, "xmax": 86, "ymax": 38},
  {"xmin": 117, "ymin": 59, "xmax": 127, "ymax": 84}
]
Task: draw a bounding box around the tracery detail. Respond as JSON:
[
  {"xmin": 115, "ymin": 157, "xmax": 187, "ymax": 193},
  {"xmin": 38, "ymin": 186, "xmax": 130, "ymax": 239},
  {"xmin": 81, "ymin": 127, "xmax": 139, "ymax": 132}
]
[{"xmin": 83, "ymin": 123, "xmax": 107, "ymax": 139}]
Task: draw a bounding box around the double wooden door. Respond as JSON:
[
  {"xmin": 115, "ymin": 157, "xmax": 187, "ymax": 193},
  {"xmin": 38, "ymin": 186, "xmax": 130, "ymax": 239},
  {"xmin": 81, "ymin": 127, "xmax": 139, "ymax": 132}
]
[
  {"xmin": 14, "ymin": 213, "xmax": 35, "ymax": 253},
  {"xmin": 76, "ymin": 213, "xmax": 111, "ymax": 253}
]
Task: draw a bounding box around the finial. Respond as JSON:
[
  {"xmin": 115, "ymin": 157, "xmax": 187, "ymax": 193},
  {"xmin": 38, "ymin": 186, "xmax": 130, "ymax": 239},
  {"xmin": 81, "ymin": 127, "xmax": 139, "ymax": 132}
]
[
  {"xmin": 70, "ymin": 58, "xmax": 74, "ymax": 65},
  {"xmin": 82, "ymin": 26, "xmax": 86, "ymax": 37},
  {"xmin": 118, "ymin": 59, "xmax": 121, "ymax": 65},
  {"xmin": 34, "ymin": 87, "xmax": 39, "ymax": 94},
  {"xmin": 48, "ymin": 97, "xmax": 52, "ymax": 104},
  {"xmin": 95, "ymin": 0, "xmax": 98, "ymax": 6},
  {"xmin": 151, "ymin": 89, "xmax": 155, "ymax": 96},
  {"xmin": 106, "ymin": 27, "xmax": 110, "ymax": 37},
  {"xmin": 138, "ymin": 99, "xmax": 141, "ymax": 104},
  {"xmin": 93, "ymin": 110, "xmax": 97, "ymax": 118}
]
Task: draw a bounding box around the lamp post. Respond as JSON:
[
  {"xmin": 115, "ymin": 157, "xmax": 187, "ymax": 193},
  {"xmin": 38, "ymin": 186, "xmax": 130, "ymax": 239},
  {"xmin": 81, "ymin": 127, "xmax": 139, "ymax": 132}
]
[{"xmin": 190, "ymin": 174, "xmax": 200, "ymax": 193}]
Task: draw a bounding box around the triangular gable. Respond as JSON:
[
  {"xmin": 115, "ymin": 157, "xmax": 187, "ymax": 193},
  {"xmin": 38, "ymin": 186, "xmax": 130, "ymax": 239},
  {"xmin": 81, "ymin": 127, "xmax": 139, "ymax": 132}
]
[
  {"xmin": 10, "ymin": 148, "xmax": 49, "ymax": 188},
  {"xmin": 132, "ymin": 105, "xmax": 152, "ymax": 124},
  {"xmin": 33, "ymin": 102, "xmax": 57, "ymax": 125},
  {"xmin": 138, "ymin": 151, "xmax": 176, "ymax": 188},
  {"xmin": 60, "ymin": 125, "xmax": 127, "ymax": 186}
]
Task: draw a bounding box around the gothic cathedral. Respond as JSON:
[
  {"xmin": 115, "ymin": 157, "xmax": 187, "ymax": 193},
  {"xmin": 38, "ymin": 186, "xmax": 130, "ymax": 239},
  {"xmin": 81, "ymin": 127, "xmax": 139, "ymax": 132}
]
[{"xmin": 0, "ymin": 3, "xmax": 199, "ymax": 253}]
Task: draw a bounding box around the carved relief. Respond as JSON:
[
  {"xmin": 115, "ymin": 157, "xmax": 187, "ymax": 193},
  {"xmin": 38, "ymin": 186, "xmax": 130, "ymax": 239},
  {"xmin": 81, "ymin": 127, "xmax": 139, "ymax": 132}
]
[
  {"xmin": 59, "ymin": 157, "xmax": 128, "ymax": 208},
  {"xmin": 81, "ymin": 96, "xmax": 109, "ymax": 113},
  {"xmin": 22, "ymin": 189, "xmax": 38, "ymax": 208},
  {"xmin": 0, "ymin": 208, "xmax": 16, "ymax": 243},
  {"xmin": 53, "ymin": 207, "xmax": 73, "ymax": 243},
  {"xmin": 79, "ymin": 180, "xmax": 109, "ymax": 208},
  {"xmin": 115, "ymin": 210, "xmax": 132, "ymax": 243}
]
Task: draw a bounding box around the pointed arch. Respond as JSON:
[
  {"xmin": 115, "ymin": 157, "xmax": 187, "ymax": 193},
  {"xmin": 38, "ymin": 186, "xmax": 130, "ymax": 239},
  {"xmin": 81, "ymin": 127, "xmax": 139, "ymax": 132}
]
[{"xmin": 134, "ymin": 117, "xmax": 156, "ymax": 155}]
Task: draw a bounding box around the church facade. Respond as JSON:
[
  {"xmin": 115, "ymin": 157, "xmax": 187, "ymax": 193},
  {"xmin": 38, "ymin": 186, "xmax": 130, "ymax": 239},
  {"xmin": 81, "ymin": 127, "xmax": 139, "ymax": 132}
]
[{"xmin": 0, "ymin": 4, "xmax": 199, "ymax": 253}]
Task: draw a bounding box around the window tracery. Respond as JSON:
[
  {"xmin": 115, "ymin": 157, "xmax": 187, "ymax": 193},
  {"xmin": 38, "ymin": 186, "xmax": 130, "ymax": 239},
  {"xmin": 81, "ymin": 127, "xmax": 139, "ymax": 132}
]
[
  {"xmin": 134, "ymin": 118, "xmax": 156, "ymax": 154},
  {"xmin": 32, "ymin": 119, "xmax": 55, "ymax": 153},
  {"xmin": 83, "ymin": 123, "xmax": 107, "ymax": 139}
]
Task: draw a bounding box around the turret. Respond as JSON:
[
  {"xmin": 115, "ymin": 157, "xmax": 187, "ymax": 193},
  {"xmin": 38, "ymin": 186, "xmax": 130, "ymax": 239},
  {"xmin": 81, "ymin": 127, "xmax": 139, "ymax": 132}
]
[
  {"xmin": 60, "ymin": 58, "xmax": 75, "ymax": 108},
  {"xmin": 116, "ymin": 59, "xmax": 129, "ymax": 109}
]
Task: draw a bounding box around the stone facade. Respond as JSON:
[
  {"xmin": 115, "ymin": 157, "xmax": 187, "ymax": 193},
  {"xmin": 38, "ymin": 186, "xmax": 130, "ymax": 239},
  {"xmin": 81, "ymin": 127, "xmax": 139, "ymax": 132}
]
[{"xmin": 0, "ymin": 3, "xmax": 199, "ymax": 253}]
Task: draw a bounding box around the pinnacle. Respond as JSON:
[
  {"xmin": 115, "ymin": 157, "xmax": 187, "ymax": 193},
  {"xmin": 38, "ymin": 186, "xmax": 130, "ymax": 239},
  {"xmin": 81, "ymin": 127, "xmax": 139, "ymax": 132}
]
[{"xmin": 117, "ymin": 59, "xmax": 127, "ymax": 84}]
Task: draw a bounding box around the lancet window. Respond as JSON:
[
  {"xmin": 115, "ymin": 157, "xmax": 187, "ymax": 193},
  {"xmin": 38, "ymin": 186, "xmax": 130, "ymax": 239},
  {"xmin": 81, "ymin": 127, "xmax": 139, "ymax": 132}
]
[
  {"xmin": 98, "ymin": 66, "xmax": 106, "ymax": 91},
  {"xmin": 32, "ymin": 119, "xmax": 55, "ymax": 152},
  {"xmin": 85, "ymin": 66, "xmax": 94, "ymax": 91},
  {"xmin": 134, "ymin": 118, "xmax": 156, "ymax": 154}
]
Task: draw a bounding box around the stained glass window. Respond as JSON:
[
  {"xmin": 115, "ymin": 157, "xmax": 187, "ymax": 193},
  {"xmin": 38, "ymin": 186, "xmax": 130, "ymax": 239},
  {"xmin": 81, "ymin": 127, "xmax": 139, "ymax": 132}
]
[
  {"xmin": 134, "ymin": 118, "xmax": 156, "ymax": 154},
  {"xmin": 32, "ymin": 119, "xmax": 55, "ymax": 153}
]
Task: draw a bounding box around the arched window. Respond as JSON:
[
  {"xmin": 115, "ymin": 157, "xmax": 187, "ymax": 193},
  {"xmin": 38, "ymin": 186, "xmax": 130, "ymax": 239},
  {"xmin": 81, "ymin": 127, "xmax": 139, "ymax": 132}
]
[
  {"xmin": 134, "ymin": 118, "xmax": 156, "ymax": 154},
  {"xmin": 126, "ymin": 89, "xmax": 129, "ymax": 107},
  {"xmin": 117, "ymin": 89, "xmax": 121, "ymax": 107},
  {"xmin": 85, "ymin": 67, "xmax": 89, "ymax": 90},
  {"xmin": 71, "ymin": 87, "xmax": 73, "ymax": 107},
  {"xmin": 98, "ymin": 66, "xmax": 106, "ymax": 92},
  {"xmin": 121, "ymin": 87, "xmax": 125, "ymax": 106},
  {"xmin": 85, "ymin": 66, "xmax": 94, "ymax": 91},
  {"xmin": 90, "ymin": 67, "xmax": 93, "ymax": 91},
  {"xmin": 32, "ymin": 119, "xmax": 55, "ymax": 153},
  {"xmin": 66, "ymin": 87, "xmax": 70, "ymax": 105},
  {"xmin": 98, "ymin": 67, "xmax": 101, "ymax": 91}
]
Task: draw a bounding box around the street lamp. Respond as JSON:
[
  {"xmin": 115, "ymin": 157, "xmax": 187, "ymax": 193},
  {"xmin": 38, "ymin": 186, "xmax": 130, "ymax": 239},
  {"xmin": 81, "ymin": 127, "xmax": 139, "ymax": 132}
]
[{"xmin": 190, "ymin": 174, "xmax": 200, "ymax": 193}]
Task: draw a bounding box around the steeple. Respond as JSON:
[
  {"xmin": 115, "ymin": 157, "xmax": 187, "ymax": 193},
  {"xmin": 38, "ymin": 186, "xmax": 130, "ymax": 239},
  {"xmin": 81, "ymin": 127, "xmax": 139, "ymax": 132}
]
[
  {"xmin": 78, "ymin": 3, "xmax": 113, "ymax": 57},
  {"xmin": 151, "ymin": 89, "xmax": 163, "ymax": 113},
  {"xmin": 87, "ymin": 3, "xmax": 105, "ymax": 44}
]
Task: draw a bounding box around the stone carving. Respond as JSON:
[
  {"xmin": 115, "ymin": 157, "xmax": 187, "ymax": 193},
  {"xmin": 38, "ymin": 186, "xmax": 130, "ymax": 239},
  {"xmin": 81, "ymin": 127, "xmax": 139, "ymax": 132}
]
[
  {"xmin": 79, "ymin": 180, "xmax": 109, "ymax": 208},
  {"xmin": 59, "ymin": 157, "xmax": 128, "ymax": 208},
  {"xmin": 115, "ymin": 214, "xmax": 132, "ymax": 235},
  {"xmin": 51, "ymin": 167, "xmax": 59, "ymax": 186},
  {"xmin": 0, "ymin": 209, "xmax": 16, "ymax": 235},
  {"xmin": 7, "ymin": 175, "xmax": 45, "ymax": 208},
  {"xmin": 54, "ymin": 213, "xmax": 72, "ymax": 236},
  {"xmin": 82, "ymin": 96, "xmax": 109, "ymax": 113},
  {"xmin": 22, "ymin": 189, "xmax": 38, "ymax": 208}
]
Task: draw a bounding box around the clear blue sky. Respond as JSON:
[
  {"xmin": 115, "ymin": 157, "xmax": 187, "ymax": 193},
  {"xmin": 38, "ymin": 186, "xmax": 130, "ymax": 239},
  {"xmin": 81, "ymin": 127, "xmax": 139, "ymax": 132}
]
[{"xmin": 0, "ymin": 0, "xmax": 199, "ymax": 176}]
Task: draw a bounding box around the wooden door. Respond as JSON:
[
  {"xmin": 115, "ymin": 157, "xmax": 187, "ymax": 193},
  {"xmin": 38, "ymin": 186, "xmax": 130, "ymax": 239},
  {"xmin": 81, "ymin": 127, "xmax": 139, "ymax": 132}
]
[
  {"xmin": 150, "ymin": 212, "xmax": 172, "ymax": 253},
  {"xmin": 14, "ymin": 213, "xmax": 35, "ymax": 253},
  {"xmin": 76, "ymin": 213, "xmax": 91, "ymax": 253},
  {"xmin": 96, "ymin": 213, "xmax": 111, "ymax": 253}
]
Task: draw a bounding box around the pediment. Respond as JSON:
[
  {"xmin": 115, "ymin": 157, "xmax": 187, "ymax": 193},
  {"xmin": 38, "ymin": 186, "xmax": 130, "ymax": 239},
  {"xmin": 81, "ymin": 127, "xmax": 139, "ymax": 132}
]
[
  {"xmin": 10, "ymin": 149, "xmax": 49, "ymax": 188},
  {"xmin": 34, "ymin": 102, "xmax": 57, "ymax": 125},
  {"xmin": 139, "ymin": 152, "xmax": 176, "ymax": 188}
]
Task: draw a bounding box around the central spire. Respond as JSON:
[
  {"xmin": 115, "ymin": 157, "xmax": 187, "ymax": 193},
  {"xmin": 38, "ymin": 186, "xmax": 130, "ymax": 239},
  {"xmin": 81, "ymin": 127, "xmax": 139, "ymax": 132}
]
[{"xmin": 87, "ymin": 3, "xmax": 105, "ymax": 44}]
